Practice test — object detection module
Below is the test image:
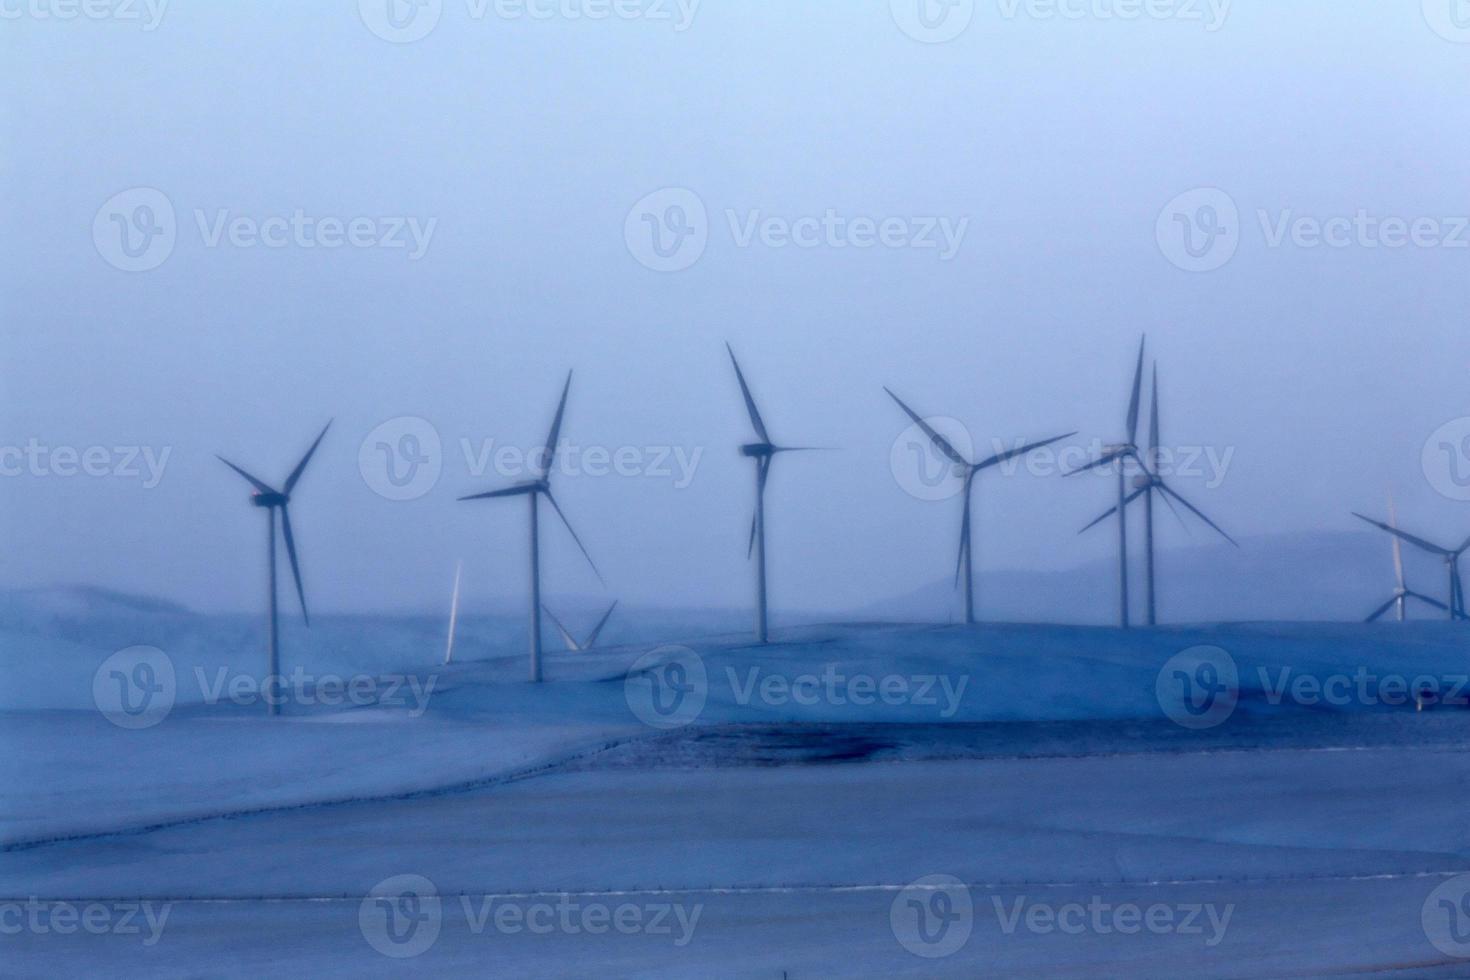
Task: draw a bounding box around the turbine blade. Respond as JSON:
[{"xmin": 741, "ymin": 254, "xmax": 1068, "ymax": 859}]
[
  {"xmin": 1365, "ymin": 597, "xmax": 1397, "ymax": 623},
  {"xmin": 1064, "ymin": 449, "xmax": 1125, "ymax": 476},
  {"xmin": 540, "ymin": 371, "xmax": 573, "ymax": 478},
  {"xmin": 1155, "ymin": 482, "xmax": 1190, "ymax": 533},
  {"xmin": 954, "ymin": 487, "xmax": 972, "ymax": 588},
  {"xmin": 585, "ymin": 600, "xmax": 618, "ymax": 648},
  {"xmin": 1409, "ymin": 591, "xmax": 1450, "ymax": 612},
  {"xmin": 280, "ymin": 505, "xmax": 309, "ymax": 625},
  {"xmin": 747, "ymin": 456, "xmax": 769, "ymax": 560},
  {"xmin": 884, "ymin": 387, "xmax": 968, "ymax": 467},
  {"xmin": 1126, "ymin": 336, "xmax": 1146, "ymax": 444},
  {"xmin": 459, "ymin": 483, "xmax": 537, "ymax": 501},
  {"xmin": 1352, "ymin": 513, "xmax": 1451, "ymax": 556},
  {"xmin": 1158, "ymin": 483, "xmax": 1238, "ymax": 547},
  {"xmin": 1387, "ymin": 494, "xmax": 1406, "ymax": 590},
  {"xmin": 284, "ymin": 421, "xmax": 332, "ymax": 494},
  {"xmin": 726, "ymin": 344, "xmax": 771, "ymax": 443},
  {"xmin": 543, "ymin": 489, "xmax": 603, "ymax": 584},
  {"xmin": 540, "ymin": 603, "xmax": 580, "ymax": 651},
  {"xmin": 1078, "ymin": 487, "xmax": 1147, "ymax": 535},
  {"xmin": 217, "ymin": 456, "xmax": 278, "ymax": 496},
  {"xmin": 974, "ymin": 431, "xmax": 1077, "ymax": 472}
]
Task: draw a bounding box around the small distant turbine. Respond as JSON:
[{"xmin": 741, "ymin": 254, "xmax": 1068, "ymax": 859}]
[
  {"xmin": 1360, "ymin": 496, "xmax": 1447, "ymax": 622},
  {"xmin": 1079, "ymin": 363, "xmax": 1236, "ymax": 626},
  {"xmin": 542, "ymin": 601, "xmax": 619, "ymax": 652},
  {"xmin": 444, "ymin": 559, "xmax": 463, "ymax": 665},
  {"xmin": 1066, "ymin": 336, "xmax": 1149, "ymax": 628},
  {"xmin": 217, "ymin": 421, "xmax": 331, "ymax": 717},
  {"xmin": 460, "ymin": 372, "xmax": 601, "ymax": 682},
  {"xmin": 884, "ymin": 387, "xmax": 1073, "ymax": 625},
  {"xmin": 1353, "ymin": 511, "xmax": 1469, "ymax": 622},
  {"xmin": 727, "ymin": 343, "xmax": 823, "ymax": 644}
]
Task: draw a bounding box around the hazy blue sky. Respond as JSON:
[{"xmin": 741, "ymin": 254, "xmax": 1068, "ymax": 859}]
[{"xmin": 4, "ymin": 2, "xmax": 1470, "ymax": 614}]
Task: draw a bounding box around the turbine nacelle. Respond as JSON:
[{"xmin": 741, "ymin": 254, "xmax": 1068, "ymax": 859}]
[
  {"xmin": 251, "ymin": 491, "xmax": 288, "ymax": 508},
  {"xmin": 740, "ymin": 442, "xmax": 776, "ymax": 458}
]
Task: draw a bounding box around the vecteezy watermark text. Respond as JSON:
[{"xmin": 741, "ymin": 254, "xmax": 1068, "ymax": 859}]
[
  {"xmin": 0, "ymin": 900, "xmax": 171, "ymax": 945},
  {"xmin": 359, "ymin": 416, "xmax": 705, "ymax": 501},
  {"xmin": 357, "ymin": 0, "xmax": 700, "ymax": 43},
  {"xmin": 625, "ymin": 188, "xmax": 970, "ymax": 272},
  {"xmin": 194, "ymin": 667, "xmax": 438, "ymax": 716},
  {"xmin": 991, "ymin": 894, "xmax": 1233, "ymax": 946},
  {"xmin": 358, "ymin": 874, "xmax": 701, "ymax": 959},
  {"xmin": 0, "ymin": 441, "xmax": 169, "ymax": 487},
  {"xmin": 727, "ymin": 665, "xmax": 969, "ymax": 719},
  {"xmin": 0, "ymin": 0, "xmax": 167, "ymax": 29},
  {"xmin": 93, "ymin": 187, "xmax": 436, "ymax": 272},
  {"xmin": 1158, "ymin": 187, "xmax": 1470, "ymax": 272}
]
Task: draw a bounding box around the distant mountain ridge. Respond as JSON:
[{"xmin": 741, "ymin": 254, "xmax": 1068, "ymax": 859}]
[{"xmin": 857, "ymin": 530, "xmax": 1444, "ymax": 625}]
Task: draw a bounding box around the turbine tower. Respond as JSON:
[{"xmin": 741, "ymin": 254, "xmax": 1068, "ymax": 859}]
[
  {"xmin": 460, "ymin": 372, "xmax": 601, "ymax": 681},
  {"xmin": 217, "ymin": 421, "xmax": 331, "ymax": 717},
  {"xmin": 1361, "ymin": 496, "xmax": 1447, "ymax": 622},
  {"xmin": 542, "ymin": 601, "xmax": 618, "ymax": 651},
  {"xmin": 1079, "ymin": 363, "xmax": 1236, "ymax": 625},
  {"xmin": 884, "ymin": 387, "xmax": 1073, "ymax": 625},
  {"xmin": 1066, "ymin": 337, "xmax": 1148, "ymax": 628},
  {"xmin": 727, "ymin": 343, "xmax": 821, "ymax": 644},
  {"xmin": 1352, "ymin": 511, "xmax": 1469, "ymax": 622}
]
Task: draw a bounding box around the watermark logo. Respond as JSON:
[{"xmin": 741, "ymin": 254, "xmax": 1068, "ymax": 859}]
[
  {"xmin": 361, "ymin": 417, "xmax": 443, "ymax": 501},
  {"xmin": 93, "ymin": 646, "xmax": 176, "ymax": 730},
  {"xmin": 625, "ymin": 188, "xmax": 969, "ymax": 271},
  {"xmin": 1423, "ymin": 0, "xmax": 1470, "ymax": 43},
  {"xmin": 1424, "ymin": 874, "xmax": 1470, "ymax": 957},
  {"xmin": 360, "ymin": 874, "xmax": 442, "ymax": 958},
  {"xmin": 1156, "ymin": 645, "xmax": 1238, "ymax": 730},
  {"xmin": 891, "ymin": 874, "xmax": 973, "ymax": 958},
  {"xmin": 1157, "ymin": 187, "xmax": 1239, "ymax": 273},
  {"xmin": 359, "ymin": 0, "xmax": 442, "ymax": 42},
  {"xmin": 890, "ymin": 416, "xmax": 975, "ymax": 502},
  {"xmin": 891, "ymin": 0, "xmax": 974, "ymax": 43},
  {"xmin": 1424, "ymin": 418, "xmax": 1470, "ymax": 502},
  {"xmin": 94, "ymin": 189, "xmax": 437, "ymax": 270},
  {"xmin": 625, "ymin": 645, "xmax": 707, "ymax": 729},
  {"xmin": 93, "ymin": 187, "xmax": 176, "ymax": 273},
  {"xmin": 625, "ymin": 187, "xmax": 708, "ymax": 272}
]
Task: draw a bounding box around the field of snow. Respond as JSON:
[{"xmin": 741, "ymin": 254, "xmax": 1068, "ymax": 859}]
[{"xmin": 8, "ymin": 596, "xmax": 1470, "ymax": 976}]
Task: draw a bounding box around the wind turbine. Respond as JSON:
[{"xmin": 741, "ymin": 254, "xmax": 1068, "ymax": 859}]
[
  {"xmin": 884, "ymin": 388, "xmax": 1073, "ymax": 625},
  {"xmin": 542, "ymin": 601, "xmax": 618, "ymax": 651},
  {"xmin": 1078, "ymin": 363, "xmax": 1237, "ymax": 625},
  {"xmin": 460, "ymin": 372, "xmax": 602, "ymax": 682},
  {"xmin": 444, "ymin": 559, "xmax": 463, "ymax": 665},
  {"xmin": 217, "ymin": 421, "xmax": 331, "ymax": 717},
  {"xmin": 1360, "ymin": 496, "xmax": 1448, "ymax": 622},
  {"xmin": 1066, "ymin": 337, "xmax": 1148, "ymax": 628},
  {"xmin": 727, "ymin": 343, "xmax": 821, "ymax": 644},
  {"xmin": 1352, "ymin": 511, "xmax": 1469, "ymax": 622}
]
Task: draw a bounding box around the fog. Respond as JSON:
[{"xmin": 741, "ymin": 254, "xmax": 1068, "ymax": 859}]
[{"xmin": 3, "ymin": 2, "xmax": 1469, "ymax": 615}]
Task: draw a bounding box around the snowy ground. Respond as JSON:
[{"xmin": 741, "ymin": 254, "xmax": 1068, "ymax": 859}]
[{"xmin": 7, "ymin": 613, "xmax": 1470, "ymax": 976}]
